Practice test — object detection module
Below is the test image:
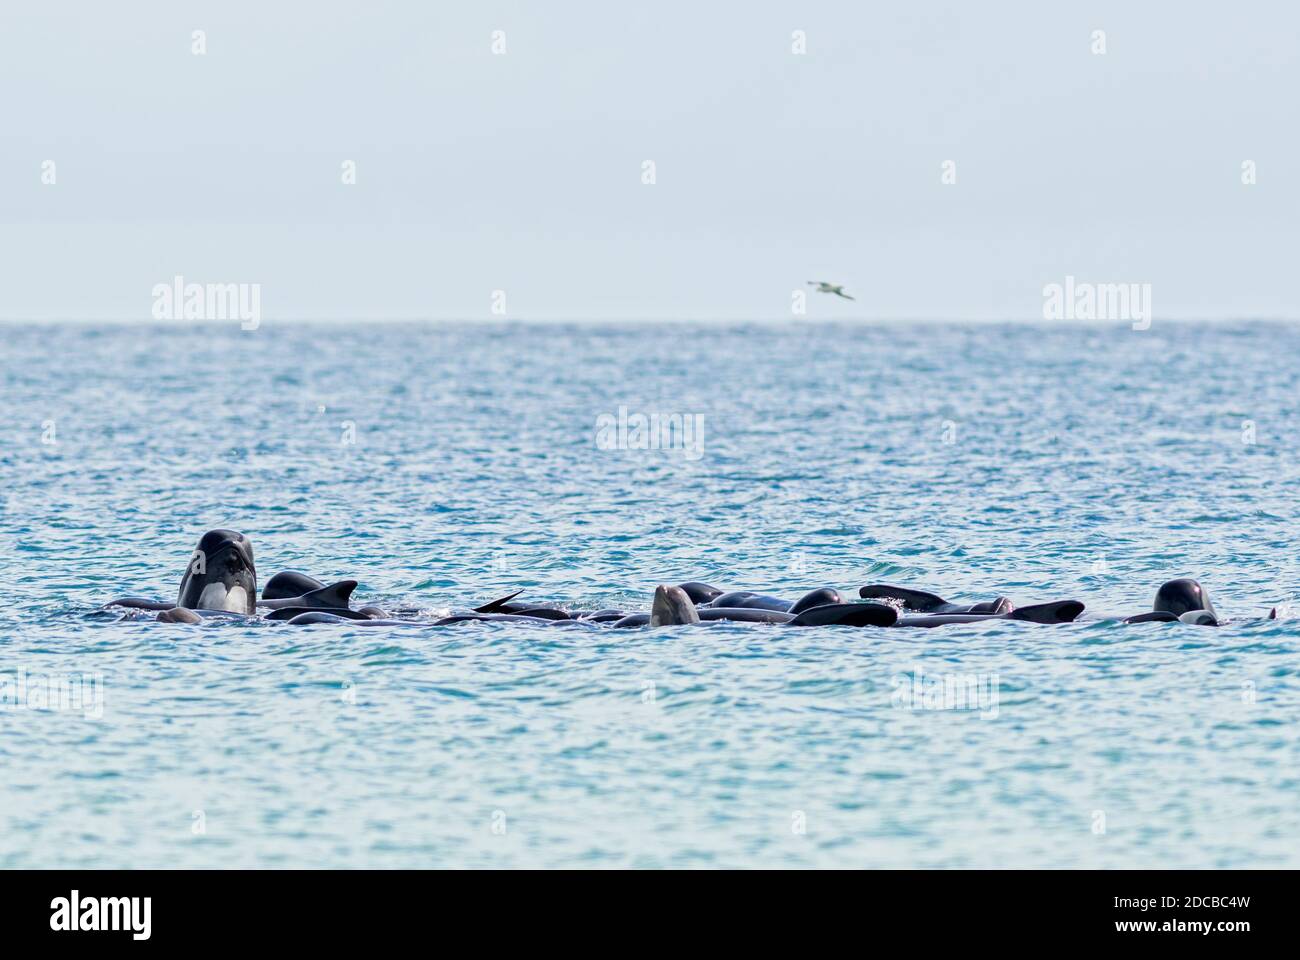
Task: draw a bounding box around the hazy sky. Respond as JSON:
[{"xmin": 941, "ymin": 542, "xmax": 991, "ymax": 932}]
[{"xmin": 2, "ymin": 1, "xmax": 1296, "ymax": 321}]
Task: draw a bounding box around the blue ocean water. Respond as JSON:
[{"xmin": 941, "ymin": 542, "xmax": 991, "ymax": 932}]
[{"xmin": 1, "ymin": 319, "xmax": 1297, "ymax": 869}]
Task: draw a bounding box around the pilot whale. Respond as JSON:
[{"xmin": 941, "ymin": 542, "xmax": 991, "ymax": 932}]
[
  {"xmin": 110, "ymin": 530, "xmax": 1242, "ymax": 633},
  {"xmin": 694, "ymin": 587, "xmax": 845, "ymax": 614},
  {"xmin": 106, "ymin": 529, "xmax": 257, "ymax": 614},
  {"xmin": 256, "ymin": 580, "xmax": 357, "ymax": 610},
  {"xmin": 1116, "ymin": 578, "xmax": 1220, "ymax": 625},
  {"xmin": 262, "ymin": 571, "xmax": 329, "ymax": 601},
  {"xmin": 625, "ymin": 585, "xmax": 898, "ymax": 628},
  {"xmin": 859, "ymin": 584, "xmax": 1014, "ymax": 615},
  {"xmin": 174, "ymin": 529, "xmax": 258, "ymax": 613},
  {"xmin": 894, "ymin": 600, "xmax": 1083, "ymax": 628}
]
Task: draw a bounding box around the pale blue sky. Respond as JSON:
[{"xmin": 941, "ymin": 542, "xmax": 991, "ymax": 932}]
[{"xmin": 1, "ymin": 0, "xmax": 1296, "ymax": 320}]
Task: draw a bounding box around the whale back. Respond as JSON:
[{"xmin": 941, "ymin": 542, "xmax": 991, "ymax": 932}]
[
  {"xmin": 788, "ymin": 588, "xmax": 843, "ymax": 615},
  {"xmin": 262, "ymin": 571, "xmax": 324, "ymax": 601},
  {"xmin": 788, "ymin": 602, "xmax": 897, "ymax": 627},
  {"xmin": 1005, "ymin": 600, "xmax": 1084, "ymax": 624},
  {"xmin": 677, "ymin": 581, "xmax": 724, "ymax": 604}
]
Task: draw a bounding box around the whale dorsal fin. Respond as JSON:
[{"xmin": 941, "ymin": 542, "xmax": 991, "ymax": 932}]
[
  {"xmin": 474, "ymin": 590, "xmax": 523, "ymax": 613},
  {"xmin": 858, "ymin": 584, "xmax": 948, "ymax": 611},
  {"xmin": 299, "ymin": 580, "xmax": 358, "ymax": 609}
]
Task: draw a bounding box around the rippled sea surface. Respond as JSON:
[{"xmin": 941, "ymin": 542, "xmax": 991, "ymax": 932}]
[{"xmin": 2, "ymin": 320, "xmax": 1298, "ymax": 868}]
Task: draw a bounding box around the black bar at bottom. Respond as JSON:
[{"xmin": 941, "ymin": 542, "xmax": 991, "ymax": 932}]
[{"xmin": 0, "ymin": 869, "xmax": 1285, "ymax": 946}]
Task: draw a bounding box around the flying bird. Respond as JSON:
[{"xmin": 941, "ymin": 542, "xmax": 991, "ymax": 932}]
[{"xmin": 807, "ymin": 281, "xmax": 855, "ymax": 301}]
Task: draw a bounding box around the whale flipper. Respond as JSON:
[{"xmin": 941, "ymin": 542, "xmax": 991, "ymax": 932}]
[
  {"xmin": 474, "ymin": 590, "xmax": 524, "ymax": 613},
  {"xmin": 859, "ymin": 584, "xmax": 1012, "ymax": 615},
  {"xmin": 858, "ymin": 584, "xmax": 949, "ymax": 611}
]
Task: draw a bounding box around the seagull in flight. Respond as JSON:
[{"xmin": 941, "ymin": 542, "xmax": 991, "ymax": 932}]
[{"xmin": 807, "ymin": 281, "xmax": 855, "ymax": 301}]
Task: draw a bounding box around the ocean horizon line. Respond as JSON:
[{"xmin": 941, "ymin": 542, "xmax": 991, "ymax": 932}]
[{"xmin": 1, "ymin": 315, "xmax": 1294, "ymax": 326}]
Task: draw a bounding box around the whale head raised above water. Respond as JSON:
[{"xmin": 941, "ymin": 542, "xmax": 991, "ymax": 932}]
[
  {"xmin": 1153, "ymin": 578, "xmax": 1217, "ymax": 622},
  {"xmin": 177, "ymin": 529, "xmax": 257, "ymax": 614},
  {"xmin": 650, "ymin": 585, "xmax": 700, "ymax": 627}
]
